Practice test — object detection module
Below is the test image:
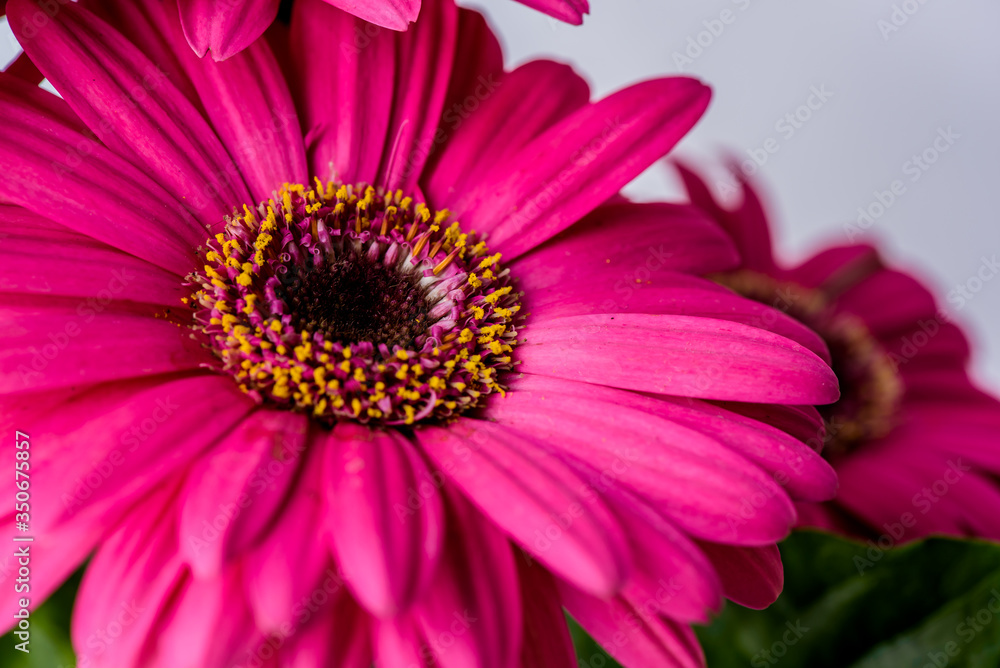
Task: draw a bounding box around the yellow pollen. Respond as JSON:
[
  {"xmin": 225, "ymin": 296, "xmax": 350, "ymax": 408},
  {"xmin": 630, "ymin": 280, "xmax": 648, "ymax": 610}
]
[{"xmin": 187, "ymin": 179, "xmax": 522, "ymax": 426}]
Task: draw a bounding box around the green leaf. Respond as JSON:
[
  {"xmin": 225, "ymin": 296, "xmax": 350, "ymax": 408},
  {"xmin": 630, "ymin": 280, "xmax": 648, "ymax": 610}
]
[
  {"xmin": 0, "ymin": 570, "xmax": 80, "ymax": 668},
  {"xmin": 697, "ymin": 531, "xmax": 1000, "ymax": 668},
  {"xmin": 568, "ymin": 614, "xmax": 625, "ymax": 668}
]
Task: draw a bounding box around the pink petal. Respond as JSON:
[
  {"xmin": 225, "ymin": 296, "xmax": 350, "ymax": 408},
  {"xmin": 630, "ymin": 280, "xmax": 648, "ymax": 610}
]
[
  {"xmin": 560, "ymin": 585, "xmax": 706, "ymax": 668},
  {"xmin": 786, "ymin": 244, "xmax": 880, "ymax": 290},
  {"xmin": 834, "ymin": 268, "xmax": 939, "ymax": 339},
  {"xmin": 0, "ymin": 67, "xmax": 83, "ymax": 129},
  {"xmin": 0, "ymin": 78, "xmax": 204, "ymax": 275},
  {"xmin": 490, "ymin": 377, "xmax": 799, "ymax": 545},
  {"xmin": 426, "ymin": 60, "xmax": 589, "ymax": 207},
  {"xmin": 512, "ymin": 202, "xmax": 739, "ymax": 289},
  {"xmin": 833, "ymin": 419, "xmax": 1000, "ymax": 541},
  {"xmin": 882, "ymin": 321, "xmax": 970, "ymax": 371},
  {"xmin": 323, "ymin": 423, "xmax": 444, "ymax": 618},
  {"xmin": 898, "ymin": 367, "xmax": 988, "ymax": 407},
  {"xmin": 443, "ymin": 6, "xmax": 504, "ymax": 94},
  {"xmin": 630, "ymin": 395, "xmax": 838, "ymax": 502},
  {"xmin": 834, "ymin": 443, "xmax": 971, "ymax": 540},
  {"xmin": 244, "ymin": 452, "xmax": 334, "ymax": 631},
  {"xmin": 675, "ymin": 160, "xmax": 777, "ymax": 273},
  {"xmin": 0, "ymin": 508, "xmax": 104, "ymax": 636},
  {"xmin": 917, "ymin": 406, "xmax": 1000, "ymax": 468},
  {"xmin": 446, "ymin": 77, "xmax": 711, "ymax": 259},
  {"xmin": 293, "ymin": 0, "xmax": 457, "ymax": 189},
  {"xmin": 0, "ymin": 385, "xmax": 85, "ymax": 439},
  {"xmin": 28, "ymin": 375, "xmax": 253, "ymax": 531},
  {"xmin": 177, "ymin": 0, "xmax": 280, "ymax": 61},
  {"xmin": 517, "ymin": 313, "xmax": 840, "ymax": 405},
  {"xmin": 72, "ymin": 481, "xmax": 188, "ymax": 668},
  {"xmin": 793, "ymin": 501, "xmax": 844, "ymax": 533},
  {"xmin": 0, "ymin": 299, "xmax": 210, "ymax": 395},
  {"xmin": 712, "ymin": 402, "xmax": 826, "ymax": 453},
  {"xmin": 9, "ymin": 0, "xmax": 253, "ymax": 227},
  {"xmin": 517, "ymin": 559, "xmax": 576, "ymax": 668},
  {"xmin": 325, "ymin": 0, "xmax": 421, "ymax": 31},
  {"xmin": 179, "ymin": 410, "xmax": 309, "ymax": 578},
  {"xmin": 277, "ymin": 594, "xmax": 372, "ymax": 668},
  {"xmin": 937, "ymin": 471, "xmax": 1000, "ymax": 540},
  {"xmin": 291, "ymin": 0, "xmax": 397, "ymax": 184},
  {"xmin": 142, "ymin": 567, "xmax": 260, "ymax": 667},
  {"xmin": 419, "ymin": 7, "xmax": 504, "ymax": 185},
  {"xmin": 519, "ymin": 375, "xmax": 836, "ymax": 501},
  {"xmin": 1, "ymin": 53, "xmax": 44, "ymax": 84},
  {"xmin": 526, "ymin": 274, "xmax": 830, "ymax": 365},
  {"xmin": 166, "ymin": 2, "xmax": 309, "ymax": 202},
  {"xmin": 606, "ymin": 487, "xmax": 724, "ymax": 623},
  {"xmin": 416, "ymin": 419, "xmax": 631, "ymax": 597},
  {"xmin": 91, "ymin": 0, "xmax": 203, "ymax": 105},
  {"xmin": 374, "ymin": 617, "xmax": 435, "ymax": 668},
  {"xmin": 516, "ymin": 0, "xmax": 589, "ymax": 24},
  {"xmin": 376, "ymin": 491, "xmax": 522, "ymax": 668},
  {"xmin": 0, "ymin": 206, "xmax": 186, "ymax": 305},
  {"xmin": 695, "ymin": 541, "xmax": 783, "ymax": 610},
  {"xmin": 377, "ymin": 0, "xmax": 459, "ymax": 191}
]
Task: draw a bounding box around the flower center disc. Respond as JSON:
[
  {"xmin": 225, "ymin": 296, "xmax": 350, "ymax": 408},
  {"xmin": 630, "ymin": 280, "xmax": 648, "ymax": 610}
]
[
  {"xmin": 716, "ymin": 270, "xmax": 903, "ymax": 459},
  {"xmin": 186, "ymin": 181, "xmax": 521, "ymax": 426},
  {"xmin": 280, "ymin": 247, "xmax": 431, "ymax": 349}
]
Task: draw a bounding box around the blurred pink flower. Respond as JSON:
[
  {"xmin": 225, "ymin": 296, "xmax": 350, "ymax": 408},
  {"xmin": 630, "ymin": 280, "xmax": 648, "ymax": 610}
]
[
  {"xmin": 173, "ymin": 0, "xmax": 589, "ymax": 61},
  {"xmin": 1, "ymin": 0, "xmax": 840, "ymax": 665},
  {"xmin": 680, "ymin": 162, "xmax": 1000, "ymax": 545}
]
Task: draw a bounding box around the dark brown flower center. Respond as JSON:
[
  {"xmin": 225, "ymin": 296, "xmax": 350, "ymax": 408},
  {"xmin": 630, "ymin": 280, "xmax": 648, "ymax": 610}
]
[{"xmin": 278, "ymin": 247, "xmax": 432, "ymax": 350}]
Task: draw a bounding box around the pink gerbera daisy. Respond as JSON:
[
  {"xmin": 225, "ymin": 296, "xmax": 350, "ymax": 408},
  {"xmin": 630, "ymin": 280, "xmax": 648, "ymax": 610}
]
[
  {"xmin": 168, "ymin": 0, "xmax": 589, "ymax": 61},
  {"xmin": 1, "ymin": 0, "xmax": 840, "ymax": 665},
  {"xmin": 679, "ymin": 162, "xmax": 1000, "ymax": 545}
]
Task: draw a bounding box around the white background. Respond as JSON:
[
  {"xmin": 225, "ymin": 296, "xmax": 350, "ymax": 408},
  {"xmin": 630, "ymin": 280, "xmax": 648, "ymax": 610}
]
[
  {"xmin": 463, "ymin": 0, "xmax": 1000, "ymax": 392},
  {"xmin": 3, "ymin": 1, "xmax": 999, "ymax": 391}
]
